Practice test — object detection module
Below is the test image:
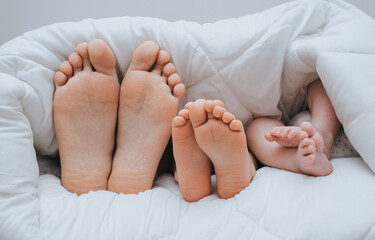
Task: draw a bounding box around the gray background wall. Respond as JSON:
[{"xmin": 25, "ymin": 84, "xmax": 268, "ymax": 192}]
[{"xmin": 1, "ymin": 0, "xmax": 374, "ymax": 46}]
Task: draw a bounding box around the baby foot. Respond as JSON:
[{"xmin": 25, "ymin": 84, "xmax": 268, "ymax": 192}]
[
  {"xmin": 108, "ymin": 41, "xmax": 185, "ymax": 194},
  {"xmin": 53, "ymin": 39, "xmax": 120, "ymax": 195},
  {"xmin": 172, "ymin": 101, "xmax": 220, "ymax": 202},
  {"xmin": 189, "ymin": 100, "xmax": 256, "ymax": 199},
  {"xmin": 296, "ymin": 122, "xmax": 333, "ymax": 176},
  {"xmin": 265, "ymin": 126, "xmax": 308, "ymax": 147}
]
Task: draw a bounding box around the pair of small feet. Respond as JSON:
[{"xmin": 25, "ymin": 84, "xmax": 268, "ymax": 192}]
[
  {"xmin": 53, "ymin": 39, "xmax": 185, "ymax": 195},
  {"xmin": 172, "ymin": 99, "xmax": 256, "ymax": 202},
  {"xmin": 264, "ymin": 122, "xmax": 333, "ymax": 176}
]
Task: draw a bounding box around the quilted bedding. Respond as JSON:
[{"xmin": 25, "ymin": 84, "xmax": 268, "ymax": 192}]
[{"xmin": 1, "ymin": 0, "xmax": 375, "ymax": 239}]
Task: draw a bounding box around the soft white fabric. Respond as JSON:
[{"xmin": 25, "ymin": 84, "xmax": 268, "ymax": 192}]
[
  {"xmin": 317, "ymin": 52, "xmax": 375, "ymax": 173},
  {"xmin": 1, "ymin": 0, "xmax": 375, "ymax": 239},
  {"xmin": 37, "ymin": 157, "xmax": 375, "ymax": 240}
]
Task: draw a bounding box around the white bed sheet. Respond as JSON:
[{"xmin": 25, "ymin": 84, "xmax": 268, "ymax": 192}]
[{"xmin": 37, "ymin": 157, "xmax": 375, "ymax": 239}]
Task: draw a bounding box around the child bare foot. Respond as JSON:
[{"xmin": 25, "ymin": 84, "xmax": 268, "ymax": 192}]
[
  {"xmin": 53, "ymin": 39, "xmax": 120, "ymax": 195},
  {"xmin": 108, "ymin": 41, "xmax": 185, "ymax": 194},
  {"xmin": 265, "ymin": 126, "xmax": 308, "ymax": 147},
  {"xmin": 188, "ymin": 100, "xmax": 256, "ymax": 199},
  {"xmin": 296, "ymin": 122, "xmax": 333, "ymax": 176},
  {"xmin": 172, "ymin": 101, "xmax": 221, "ymax": 202}
]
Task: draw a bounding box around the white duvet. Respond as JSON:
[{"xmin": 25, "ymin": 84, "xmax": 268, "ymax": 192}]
[{"xmin": 1, "ymin": 0, "xmax": 375, "ymax": 239}]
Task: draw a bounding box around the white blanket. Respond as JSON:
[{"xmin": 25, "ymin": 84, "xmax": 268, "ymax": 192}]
[{"xmin": 1, "ymin": 0, "xmax": 375, "ymax": 239}]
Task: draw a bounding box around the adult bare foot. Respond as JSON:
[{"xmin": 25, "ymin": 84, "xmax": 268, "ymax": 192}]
[
  {"xmin": 108, "ymin": 41, "xmax": 185, "ymax": 194},
  {"xmin": 53, "ymin": 39, "xmax": 120, "ymax": 195},
  {"xmin": 296, "ymin": 122, "xmax": 333, "ymax": 176},
  {"xmin": 188, "ymin": 100, "xmax": 256, "ymax": 199},
  {"xmin": 172, "ymin": 101, "xmax": 218, "ymax": 202},
  {"xmin": 265, "ymin": 126, "xmax": 308, "ymax": 147}
]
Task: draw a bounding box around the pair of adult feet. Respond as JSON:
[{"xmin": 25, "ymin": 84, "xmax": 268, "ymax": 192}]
[{"xmin": 53, "ymin": 39, "xmax": 184, "ymax": 195}]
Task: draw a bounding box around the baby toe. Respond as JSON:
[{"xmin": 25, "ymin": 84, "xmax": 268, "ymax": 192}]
[
  {"xmin": 172, "ymin": 83, "xmax": 185, "ymax": 100},
  {"xmin": 54, "ymin": 71, "xmax": 68, "ymax": 87},
  {"xmin": 178, "ymin": 108, "xmax": 190, "ymax": 119},
  {"xmin": 229, "ymin": 119, "xmax": 243, "ymax": 132},
  {"xmin": 281, "ymin": 128, "xmax": 290, "ymax": 138},
  {"xmin": 213, "ymin": 105, "xmax": 226, "ymax": 118},
  {"xmin": 173, "ymin": 116, "xmax": 187, "ymax": 127},
  {"xmin": 59, "ymin": 61, "xmax": 73, "ymax": 79},
  {"xmin": 168, "ymin": 73, "xmax": 181, "ymax": 88},
  {"xmin": 288, "ymin": 129, "xmax": 298, "ymax": 138},
  {"xmin": 163, "ymin": 63, "xmax": 176, "ymax": 77},
  {"xmin": 153, "ymin": 50, "xmax": 170, "ymax": 74},
  {"xmin": 222, "ymin": 112, "xmax": 235, "ymax": 124}
]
